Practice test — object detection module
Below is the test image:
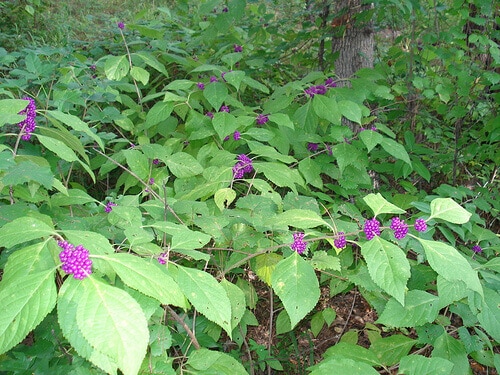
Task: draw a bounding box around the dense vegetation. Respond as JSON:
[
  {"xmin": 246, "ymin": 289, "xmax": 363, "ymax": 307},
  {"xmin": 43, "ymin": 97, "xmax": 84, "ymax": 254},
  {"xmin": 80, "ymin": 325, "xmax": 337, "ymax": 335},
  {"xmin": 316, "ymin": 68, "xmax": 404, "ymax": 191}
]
[{"xmin": 0, "ymin": 0, "xmax": 499, "ymax": 374}]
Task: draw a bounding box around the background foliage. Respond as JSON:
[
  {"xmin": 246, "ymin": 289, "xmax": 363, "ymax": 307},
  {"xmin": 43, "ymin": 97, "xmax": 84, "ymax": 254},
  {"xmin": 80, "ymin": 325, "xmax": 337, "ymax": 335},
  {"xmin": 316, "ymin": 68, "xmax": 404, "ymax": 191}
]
[{"xmin": 0, "ymin": 0, "xmax": 499, "ymax": 374}]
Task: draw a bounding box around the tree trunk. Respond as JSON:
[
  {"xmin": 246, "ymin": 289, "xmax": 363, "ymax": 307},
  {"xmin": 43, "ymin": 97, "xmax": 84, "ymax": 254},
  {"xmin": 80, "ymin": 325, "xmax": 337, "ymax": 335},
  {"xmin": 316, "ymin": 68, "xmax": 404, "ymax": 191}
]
[{"xmin": 330, "ymin": 0, "xmax": 374, "ymax": 84}]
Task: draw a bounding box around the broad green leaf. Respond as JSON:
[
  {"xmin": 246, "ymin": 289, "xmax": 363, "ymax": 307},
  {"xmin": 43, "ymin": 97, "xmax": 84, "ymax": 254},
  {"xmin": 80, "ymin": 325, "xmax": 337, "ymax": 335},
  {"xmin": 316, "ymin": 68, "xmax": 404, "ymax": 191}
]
[
  {"xmin": 242, "ymin": 76, "xmax": 269, "ymax": 93},
  {"xmin": 247, "ymin": 140, "xmax": 296, "ymax": 163},
  {"xmin": 312, "ymin": 95, "xmax": 341, "ymax": 124},
  {"xmin": 214, "ymin": 188, "xmax": 236, "ymax": 211},
  {"xmin": 224, "ymin": 70, "xmax": 245, "ymax": 90},
  {"xmin": 149, "ymin": 221, "xmax": 211, "ymax": 251},
  {"xmin": 177, "ymin": 266, "xmax": 232, "ymax": 337},
  {"xmin": 273, "ymin": 209, "xmax": 330, "ymax": 229},
  {"xmin": 0, "ymin": 99, "xmax": 28, "ymax": 126},
  {"xmin": 363, "ymin": 193, "xmax": 406, "ymax": 216},
  {"xmin": 371, "ymin": 335, "xmax": 416, "ymax": 367},
  {"xmin": 212, "ymin": 112, "xmax": 239, "ymax": 140},
  {"xmin": 166, "ymin": 152, "xmax": 203, "ymax": 178},
  {"xmin": 35, "ymin": 134, "xmax": 79, "ymax": 162},
  {"xmin": 130, "ymin": 66, "xmax": 150, "ymax": 85},
  {"xmin": 2, "ymin": 160, "xmax": 54, "ymax": 189},
  {"xmin": 255, "ymin": 253, "xmax": 283, "ymax": 285},
  {"xmin": 0, "ymin": 269, "xmax": 56, "ymax": 355},
  {"xmin": 62, "ymin": 230, "xmax": 115, "ymax": 256},
  {"xmin": 102, "ymin": 253, "xmax": 187, "ymax": 308},
  {"xmin": 309, "ymin": 357, "xmax": 379, "ymax": 375},
  {"xmin": 359, "ymin": 130, "xmax": 383, "ymax": 152},
  {"xmin": 108, "ymin": 206, "xmax": 143, "ymax": 229},
  {"xmin": 338, "ymin": 100, "xmax": 362, "ymax": 124},
  {"xmin": 428, "ymin": 198, "xmax": 472, "ymax": 224},
  {"xmin": 51, "ymin": 189, "xmax": 98, "ymax": 206},
  {"xmin": 477, "ymin": 287, "xmax": 500, "ymax": 342},
  {"xmin": 309, "ymin": 251, "xmax": 341, "ymax": 271},
  {"xmin": 268, "ymin": 113, "xmax": 294, "ymax": 129},
  {"xmin": 311, "ymin": 312, "xmax": 325, "ymax": 337},
  {"xmin": 361, "ymin": 237, "xmax": 410, "ymax": 306},
  {"xmin": 254, "ymin": 162, "xmax": 305, "ymax": 194},
  {"xmin": 123, "ymin": 149, "xmax": 149, "ymax": 180},
  {"xmin": 220, "ymin": 280, "xmax": 246, "ymax": 331},
  {"xmin": 377, "ymin": 290, "xmax": 439, "ymax": 328},
  {"xmin": 0, "ymin": 216, "xmax": 54, "ymax": 248},
  {"xmin": 436, "ymin": 276, "xmax": 468, "ymax": 308},
  {"xmin": 417, "ymin": 238, "xmax": 482, "ymax": 296},
  {"xmin": 380, "ymin": 138, "xmax": 412, "ymax": 165},
  {"xmin": 186, "ymin": 348, "xmax": 249, "ymax": 374},
  {"xmin": 104, "ymin": 55, "xmax": 129, "ymax": 81},
  {"xmin": 271, "ymin": 252, "xmax": 320, "ymax": 328},
  {"xmin": 2, "ymin": 242, "xmax": 55, "ymax": 283},
  {"xmin": 432, "ymin": 333, "xmax": 470, "ymax": 375},
  {"xmin": 163, "ymin": 91, "xmax": 186, "ymax": 102},
  {"xmin": 46, "ymin": 110, "xmax": 104, "ymax": 150},
  {"xmin": 331, "ymin": 142, "xmax": 365, "ymax": 174},
  {"xmin": 134, "ymin": 51, "xmax": 169, "ymax": 76},
  {"xmin": 299, "ymin": 158, "xmax": 323, "ymax": 189},
  {"xmin": 204, "ymin": 82, "xmax": 228, "ymax": 110},
  {"xmin": 144, "ymin": 101, "xmax": 174, "ymax": 129},
  {"xmin": 58, "ymin": 278, "xmax": 118, "ymax": 375},
  {"xmin": 323, "ymin": 342, "xmax": 381, "ymax": 367},
  {"xmin": 482, "ymin": 257, "xmax": 500, "ymax": 272},
  {"xmin": 399, "ymin": 355, "xmax": 454, "ymax": 375},
  {"xmin": 76, "ymin": 277, "xmax": 149, "ymax": 375}
]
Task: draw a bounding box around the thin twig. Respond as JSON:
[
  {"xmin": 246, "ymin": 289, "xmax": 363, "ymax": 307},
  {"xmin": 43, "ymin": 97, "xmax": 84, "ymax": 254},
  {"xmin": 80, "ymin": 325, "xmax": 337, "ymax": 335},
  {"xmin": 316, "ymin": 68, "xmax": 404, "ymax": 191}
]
[{"xmin": 165, "ymin": 305, "xmax": 200, "ymax": 350}]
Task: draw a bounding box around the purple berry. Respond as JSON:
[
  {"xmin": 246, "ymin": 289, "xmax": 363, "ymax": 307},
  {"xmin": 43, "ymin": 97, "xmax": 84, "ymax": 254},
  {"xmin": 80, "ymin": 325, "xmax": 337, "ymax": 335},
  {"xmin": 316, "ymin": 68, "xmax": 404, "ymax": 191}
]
[
  {"xmin": 256, "ymin": 114, "xmax": 269, "ymax": 125},
  {"xmin": 364, "ymin": 218, "xmax": 381, "ymax": 240},
  {"xmin": 390, "ymin": 217, "xmax": 409, "ymax": 240},
  {"xmin": 291, "ymin": 232, "xmax": 307, "ymax": 254},
  {"xmin": 472, "ymin": 245, "xmax": 482, "ymax": 254},
  {"xmin": 58, "ymin": 241, "xmax": 92, "ymax": 279},
  {"xmin": 334, "ymin": 232, "xmax": 346, "ymax": 249},
  {"xmin": 414, "ymin": 218, "xmax": 427, "ymax": 232}
]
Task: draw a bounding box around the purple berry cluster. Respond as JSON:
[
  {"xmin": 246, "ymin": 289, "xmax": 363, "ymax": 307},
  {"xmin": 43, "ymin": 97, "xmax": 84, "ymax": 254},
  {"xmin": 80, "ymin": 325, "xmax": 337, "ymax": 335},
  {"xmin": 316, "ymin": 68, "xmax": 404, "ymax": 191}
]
[
  {"xmin": 472, "ymin": 245, "xmax": 482, "ymax": 254},
  {"xmin": 158, "ymin": 252, "xmax": 168, "ymax": 264},
  {"xmin": 414, "ymin": 218, "xmax": 427, "ymax": 232},
  {"xmin": 334, "ymin": 232, "xmax": 346, "ymax": 249},
  {"xmin": 58, "ymin": 240, "xmax": 93, "ymax": 280},
  {"xmin": 390, "ymin": 217, "xmax": 409, "ymax": 240},
  {"xmin": 234, "ymin": 44, "xmax": 243, "ymax": 52},
  {"xmin": 291, "ymin": 232, "xmax": 307, "ymax": 255},
  {"xmin": 232, "ymin": 154, "xmax": 254, "ymax": 179},
  {"xmin": 256, "ymin": 114, "xmax": 269, "ymax": 125},
  {"xmin": 364, "ymin": 218, "xmax": 381, "ymax": 240},
  {"xmin": 307, "ymin": 143, "xmax": 319, "ymax": 152},
  {"xmin": 17, "ymin": 97, "xmax": 36, "ymax": 140},
  {"xmin": 104, "ymin": 202, "xmax": 117, "ymax": 213},
  {"xmin": 117, "ymin": 22, "xmax": 125, "ymax": 30},
  {"xmin": 304, "ymin": 78, "xmax": 337, "ymax": 98}
]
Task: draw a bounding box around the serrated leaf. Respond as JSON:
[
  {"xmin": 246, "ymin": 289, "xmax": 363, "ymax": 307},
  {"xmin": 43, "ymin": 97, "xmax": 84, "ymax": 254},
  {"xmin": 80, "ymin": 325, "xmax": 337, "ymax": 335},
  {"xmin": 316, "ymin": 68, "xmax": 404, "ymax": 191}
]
[
  {"xmin": 359, "ymin": 130, "xmax": 383, "ymax": 152},
  {"xmin": 104, "ymin": 55, "xmax": 129, "ymax": 81},
  {"xmin": 35, "ymin": 134, "xmax": 79, "ymax": 162},
  {"xmin": 363, "ymin": 193, "xmax": 406, "ymax": 216},
  {"xmin": 186, "ymin": 348, "xmax": 249, "ymax": 374},
  {"xmin": 428, "ymin": 198, "xmax": 472, "ymax": 224},
  {"xmin": 299, "ymin": 158, "xmax": 323, "ymax": 189},
  {"xmin": 271, "ymin": 252, "xmax": 320, "ymax": 328},
  {"xmin": 130, "ymin": 66, "xmax": 149, "ymax": 85},
  {"xmin": 2, "ymin": 242, "xmax": 55, "ymax": 283},
  {"xmin": 309, "ymin": 251, "xmax": 341, "ymax": 271},
  {"xmin": 0, "ymin": 269, "xmax": 56, "ymax": 355},
  {"xmin": 177, "ymin": 266, "xmax": 232, "ymax": 337},
  {"xmin": 51, "ymin": 189, "xmax": 98, "ymax": 206},
  {"xmin": 123, "ymin": 149, "xmax": 149, "ymax": 180},
  {"xmin": 0, "ymin": 99, "xmax": 29, "ymax": 126},
  {"xmin": 204, "ymin": 82, "xmax": 228, "ymax": 110},
  {"xmin": 166, "ymin": 152, "xmax": 203, "ymax": 178},
  {"xmin": 247, "ymin": 140, "xmax": 296, "ymax": 163},
  {"xmin": 75, "ymin": 277, "xmax": 149, "ymax": 375},
  {"xmin": 58, "ymin": 278, "xmax": 118, "ymax": 375},
  {"xmin": 417, "ymin": 238, "xmax": 482, "ymax": 296},
  {"xmin": 432, "ymin": 333, "xmax": 470, "ymax": 375},
  {"xmin": 399, "ymin": 355, "xmax": 454, "ymax": 375},
  {"xmin": 214, "ymin": 188, "xmax": 236, "ymax": 211},
  {"xmin": 376, "ymin": 290, "xmax": 439, "ymax": 328},
  {"xmin": 220, "ymin": 280, "xmax": 246, "ymax": 331},
  {"xmin": 254, "ymin": 162, "xmax": 304, "ymax": 194},
  {"xmin": 380, "ymin": 137, "xmax": 411, "ymax": 165},
  {"xmin": 436, "ymin": 276, "xmax": 468, "ymax": 308},
  {"xmin": 103, "ymin": 253, "xmax": 187, "ymax": 308},
  {"xmin": 268, "ymin": 113, "xmax": 294, "ymax": 129},
  {"xmin": 312, "ymin": 95, "xmax": 341, "ymax": 124},
  {"xmin": 2, "ymin": 161, "xmax": 54, "ymax": 189},
  {"xmin": 324, "ymin": 342, "xmax": 381, "ymax": 367},
  {"xmin": 255, "ymin": 253, "xmax": 283, "ymax": 285},
  {"xmin": 0, "ymin": 216, "xmax": 54, "ymax": 248},
  {"xmin": 143, "ymin": 101, "xmax": 174, "ymax": 129},
  {"xmin": 134, "ymin": 51, "xmax": 169, "ymax": 76},
  {"xmin": 361, "ymin": 237, "xmax": 410, "ymax": 306},
  {"xmin": 309, "ymin": 357, "xmax": 379, "ymax": 375},
  {"xmin": 477, "ymin": 288, "xmax": 500, "ymax": 342},
  {"xmin": 339, "ymin": 100, "xmax": 362, "ymax": 124},
  {"xmin": 273, "ymin": 209, "xmax": 331, "ymax": 230},
  {"xmin": 212, "ymin": 112, "xmax": 239, "ymax": 140}
]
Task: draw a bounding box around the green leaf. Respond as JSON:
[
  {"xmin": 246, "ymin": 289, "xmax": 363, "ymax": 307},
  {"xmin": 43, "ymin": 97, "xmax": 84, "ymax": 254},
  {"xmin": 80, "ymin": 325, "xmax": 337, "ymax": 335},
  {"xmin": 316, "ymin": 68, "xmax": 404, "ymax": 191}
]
[
  {"xmin": 254, "ymin": 162, "xmax": 304, "ymax": 194},
  {"xmin": 166, "ymin": 152, "xmax": 203, "ymax": 178},
  {"xmin": 204, "ymin": 82, "xmax": 228, "ymax": 110},
  {"xmin": 130, "ymin": 66, "xmax": 150, "ymax": 85},
  {"xmin": 2, "ymin": 160, "xmax": 54, "ymax": 189},
  {"xmin": 428, "ymin": 198, "xmax": 472, "ymax": 224},
  {"xmin": 338, "ymin": 100, "xmax": 362, "ymax": 124},
  {"xmin": 416, "ymin": 238, "xmax": 482, "ymax": 296},
  {"xmin": 363, "ymin": 193, "xmax": 406, "ymax": 217},
  {"xmin": 47, "ymin": 110, "xmax": 104, "ymax": 150},
  {"xmin": 242, "ymin": 76, "xmax": 269, "ymax": 93},
  {"xmin": 323, "ymin": 342, "xmax": 381, "ymax": 367},
  {"xmin": 369, "ymin": 334, "xmax": 416, "ymax": 366},
  {"xmin": 177, "ymin": 266, "xmax": 232, "ymax": 337},
  {"xmin": 220, "ymin": 280, "xmax": 246, "ymax": 331},
  {"xmin": 102, "ymin": 253, "xmax": 187, "ymax": 309},
  {"xmin": 74, "ymin": 277, "xmax": 149, "ymax": 375},
  {"xmin": 0, "ymin": 99, "xmax": 29, "ymax": 126},
  {"xmin": 186, "ymin": 348, "xmax": 249, "ymax": 374},
  {"xmin": 123, "ymin": 149, "xmax": 149, "ymax": 179},
  {"xmin": 62, "ymin": 230, "xmax": 115, "ymax": 256},
  {"xmin": 104, "ymin": 55, "xmax": 129, "ymax": 81},
  {"xmin": 359, "ymin": 130, "xmax": 383, "ymax": 152},
  {"xmin": 299, "ymin": 158, "xmax": 323, "ymax": 189},
  {"xmin": 255, "ymin": 253, "xmax": 283, "ymax": 286},
  {"xmin": 273, "ymin": 209, "xmax": 331, "ymax": 229},
  {"xmin": 0, "ymin": 216, "xmax": 54, "ymax": 248},
  {"xmin": 309, "ymin": 357, "xmax": 379, "ymax": 375},
  {"xmin": 149, "ymin": 221, "xmax": 212, "ymax": 251},
  {"xmin": 2, "ymin": 242, "xmax": 55, "ymax": 283},
  {"xmin": 224, "ymin": 70, "xmax": 246, "ymax": 90},
  {"xmin": 144, "ymin": 101, "xmax": 174, "ymax": 129},
  {"xmin": 268, "ymin": 113, "xmax": 294, "ymax": 129},
  {"xmin": 380, "ymin": 138, "xmax": 412, "ymax": 165},
  {"xmin": 309, "ymin": 251, "xmax": 341, "ymax": 271},
  {"xmin": 247, "ymin": 140, "xmax": 296, "ymax": 163},
  {"xmin": 134, "ymin": 51, "xmax": 169, "ymax": 76},
  {"xmin": 312, "ymin": 95, "xmax": 341, "ymax": 124},
  {"xmin": 0, "ymin": 269, "xmax": 57, "ymax": 355},
  {"xmin": 432, "ymin": 333, "xmax": 470, "ymax": 375},
  {"xmin": 35, "ymin": 134, "xmax": 79, "ymax": 162},
  {"xmin": 477, "ymin": 287, "xmax": 500, "ymax": 342},
  {"xmin": 51, "ymin": 189, "xmax": 98, "ymax": 206},
  {"xmin": 214, "ymin": 188, "xmax": 236, "ymax": 211},
  {"xmin": 212, "ymin": 112, "xmax": 239, "ymax": 140},
  {"xmin": 436, "ymin": 276, "xmax": 468, "ymax": 309},
  {"xmin": 271, "ymin": 252, "xmax": 320, "ymax": 328},
  {"xmin": 361, "ymin": 237, "xmax": 410, "ymax": 306},
  {"xmin": 399, "ymin": 355, "xmax": 454, "ymax": 375},
  {"xmin": 57, "ymin": 278, "xmax": 118, "ymax": 375},
  {"xmin": 376, "ymin": 290, "xmax": 439, "ymax": 328}
]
